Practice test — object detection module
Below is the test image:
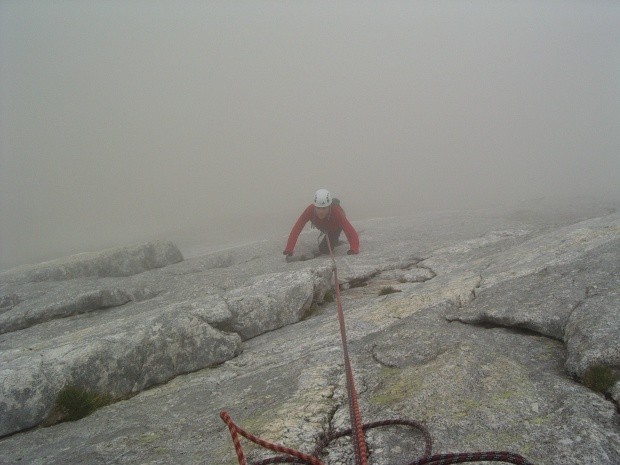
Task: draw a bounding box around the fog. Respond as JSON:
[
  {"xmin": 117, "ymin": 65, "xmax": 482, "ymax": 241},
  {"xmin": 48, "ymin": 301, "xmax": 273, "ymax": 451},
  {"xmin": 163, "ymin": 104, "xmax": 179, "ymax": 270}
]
[{"xmin": 1, "ymin": 1, "xmax": 619, "ymax": 270}]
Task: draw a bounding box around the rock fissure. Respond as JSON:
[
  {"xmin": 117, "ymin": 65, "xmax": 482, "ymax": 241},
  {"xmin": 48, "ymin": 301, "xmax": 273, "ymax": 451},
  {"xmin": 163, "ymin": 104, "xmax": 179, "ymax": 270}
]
[
  {"xmin": 370, "ymin": 344, "xmax": 400, "ymax": 369},
  {"xmin": 412, "ymin": 264, "xmax": 437, "ymax": 281},
  {"xmin": 451, "ymin": 318, "xmax": 561, "ymax": 341}
]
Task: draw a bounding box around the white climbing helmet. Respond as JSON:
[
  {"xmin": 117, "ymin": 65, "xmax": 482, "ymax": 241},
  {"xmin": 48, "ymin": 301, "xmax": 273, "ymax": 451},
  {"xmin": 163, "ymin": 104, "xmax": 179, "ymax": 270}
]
[{"xmin": 313, "ymin": 189, "xmax": 332, "ymax": 207}]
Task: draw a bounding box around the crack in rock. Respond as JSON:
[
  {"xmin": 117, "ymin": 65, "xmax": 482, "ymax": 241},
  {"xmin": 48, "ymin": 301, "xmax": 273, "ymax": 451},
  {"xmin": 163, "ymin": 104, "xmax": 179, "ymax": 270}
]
[
  {"xmin": 0, "ymin": 287, "xmax": 162, "ymax": 335},
  {"xmin": 341, "ymin": 263, "xmax": 437, "ymax": 293}
]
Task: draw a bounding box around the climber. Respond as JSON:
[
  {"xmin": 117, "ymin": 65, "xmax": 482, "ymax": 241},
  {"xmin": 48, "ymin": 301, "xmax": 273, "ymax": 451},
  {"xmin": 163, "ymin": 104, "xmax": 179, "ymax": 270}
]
[{"xmin": 284, "ymin": 188, "xmax": 359, "ymax": 259}]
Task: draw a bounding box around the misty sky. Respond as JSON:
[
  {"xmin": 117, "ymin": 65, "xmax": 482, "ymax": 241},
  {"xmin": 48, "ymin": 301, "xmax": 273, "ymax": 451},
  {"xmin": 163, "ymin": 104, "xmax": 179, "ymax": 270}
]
[{"xmin": 1, "ymin": 0, "xmax": 619, "ymax": 270}]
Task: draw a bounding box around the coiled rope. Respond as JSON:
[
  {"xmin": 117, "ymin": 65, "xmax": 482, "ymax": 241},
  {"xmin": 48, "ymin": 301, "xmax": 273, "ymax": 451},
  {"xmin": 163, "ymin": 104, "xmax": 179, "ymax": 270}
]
[{"xmin": 220, "ymin": 236, "xmax": 536, "ymax": 465}]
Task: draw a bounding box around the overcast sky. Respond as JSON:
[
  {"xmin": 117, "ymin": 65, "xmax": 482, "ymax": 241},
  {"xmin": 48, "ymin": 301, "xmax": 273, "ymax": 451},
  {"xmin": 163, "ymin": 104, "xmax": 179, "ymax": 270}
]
[{"xmin": 1, "ymin": 0, "xmax": 619, "ymax": 270}]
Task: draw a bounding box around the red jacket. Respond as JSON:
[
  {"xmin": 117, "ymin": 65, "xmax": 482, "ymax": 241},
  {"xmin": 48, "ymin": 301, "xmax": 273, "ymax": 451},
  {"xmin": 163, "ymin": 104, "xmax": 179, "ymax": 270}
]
[{"xmin": 285, "ymin": 204, "xmax": 359, "ymax": 254}]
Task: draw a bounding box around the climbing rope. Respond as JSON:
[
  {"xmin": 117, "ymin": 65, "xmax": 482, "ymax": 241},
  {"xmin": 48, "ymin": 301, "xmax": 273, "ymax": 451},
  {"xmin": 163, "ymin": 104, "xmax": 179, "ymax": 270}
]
[
  {"xmin": 220, "ymin": 236, "xmax": 536, "ymax": 465},
  {"xmin": 327, "ymin": 236, "xmax": 368, "ymax": 464}
]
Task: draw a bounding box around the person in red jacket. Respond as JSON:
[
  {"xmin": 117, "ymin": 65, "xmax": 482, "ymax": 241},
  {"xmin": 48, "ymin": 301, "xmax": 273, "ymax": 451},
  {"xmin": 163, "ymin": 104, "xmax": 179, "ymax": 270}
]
[{"xmin": 284, "ymin": 189, "xmax": 359, "ymax": 258}]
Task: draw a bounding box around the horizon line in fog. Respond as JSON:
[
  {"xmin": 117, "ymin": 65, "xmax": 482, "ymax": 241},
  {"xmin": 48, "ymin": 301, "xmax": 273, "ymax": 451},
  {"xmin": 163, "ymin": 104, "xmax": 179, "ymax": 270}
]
[{"xmin": 1, "ymin": 1, "xmax": 619, "ymax": 271}]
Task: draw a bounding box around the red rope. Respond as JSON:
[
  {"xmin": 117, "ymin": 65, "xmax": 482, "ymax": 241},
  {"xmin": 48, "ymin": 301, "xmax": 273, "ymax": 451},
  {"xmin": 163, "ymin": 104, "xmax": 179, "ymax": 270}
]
[
  {"xmin": 326, "ymin": 235, "xmax": 368, "ymax": 465},
  {"xmin": 219, "ymin": 235, "xmax": 537, "ymax": 465},
  {"xmin": 220, "ymin": 411, "xmax": 323, "ymax": 465},
  {"xmin": 220, "ymin": 411, "xmax": 434, "ymax": 465}
]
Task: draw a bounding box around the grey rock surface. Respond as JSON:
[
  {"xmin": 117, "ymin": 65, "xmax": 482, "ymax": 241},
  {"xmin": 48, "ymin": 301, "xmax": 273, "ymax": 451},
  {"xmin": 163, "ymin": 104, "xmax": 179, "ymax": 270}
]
[
  {"xmin": 0, "ymin": 239, "xmax": 333, "ymax": 437},
  {"xmin": 446, "ymin": 217, "xmax": 620, "ymax": 400},
  {"xmin": 0, "ymin": 199, "xmax": 618, "ymax": 465},
  {"xmin": 0, "ymin": 241, "xmax": 184, "ymax": 285},
  {"xmin": 223, "ymin": 268, "xmax": 332, "ymax": 340}
]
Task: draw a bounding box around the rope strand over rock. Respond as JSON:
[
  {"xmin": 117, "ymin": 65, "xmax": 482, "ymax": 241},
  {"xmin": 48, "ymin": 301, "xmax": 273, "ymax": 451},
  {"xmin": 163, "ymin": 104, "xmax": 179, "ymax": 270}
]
[
  {"xmin": 327, "ymin": 236, "xmax": 368, "ymax": 464},
  {"xmin": 220, "ymin": 236, "xmax": 536, "ymax": 465}
]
